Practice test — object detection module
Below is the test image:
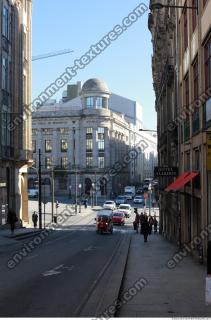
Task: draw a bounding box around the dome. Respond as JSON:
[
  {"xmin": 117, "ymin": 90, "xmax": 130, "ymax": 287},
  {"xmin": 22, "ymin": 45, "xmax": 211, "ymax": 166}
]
[{"xmin": 81, "ymin": 78, "xmax": 110, "ymax": 95}]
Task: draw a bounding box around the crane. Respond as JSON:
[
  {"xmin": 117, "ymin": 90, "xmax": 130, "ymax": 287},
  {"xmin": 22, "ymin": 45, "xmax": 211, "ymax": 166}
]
[{"xmin": 32, "ymin": 49, "xmax": 74, "ymax": 61}]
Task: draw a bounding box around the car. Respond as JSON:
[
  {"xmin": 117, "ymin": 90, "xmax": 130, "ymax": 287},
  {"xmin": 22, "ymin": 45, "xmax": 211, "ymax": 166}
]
[
  {"xmin": 115, "ymin": 195, "xmax": 126, "ymax": 206},
  {"xmin": 133, "ymin": 195, "xmax": 144, "ymax": 204},
  {"xmin": 112, "ymin": 211, "xmax": 125, "ymax": 225},
  {"xmin": 103, "ymin": 200, "xmax": 116, "ymax": 210},
  {"xmin": 118, "ymin": 204, "xmax": 132, "ymax": 218},
  {"xmin": 28, "ymin": 189, "xmax": 38, "ymax": 198}
]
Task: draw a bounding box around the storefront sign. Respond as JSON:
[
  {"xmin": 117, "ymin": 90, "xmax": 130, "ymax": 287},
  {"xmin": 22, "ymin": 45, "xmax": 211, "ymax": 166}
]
[
  {"xmin": 154, "ymin": 167, "xmax": 178, "ymax": 177},
  {"xmin": 0, "ymin": 182, "xmax": 6, "ymax": 188},
  {"xmin": 207, "ymin": 133, "xmax": 211, "ymax": 171}
]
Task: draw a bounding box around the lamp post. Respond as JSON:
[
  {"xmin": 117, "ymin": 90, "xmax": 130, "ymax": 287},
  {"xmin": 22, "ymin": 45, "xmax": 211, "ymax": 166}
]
[
  {"xmin": 78, "ymin": 184, "xmax": 82, "ymax": 213},
  {"xmin": 38, "ymin": 149, "xmax": 42, "ymax": 229},
  {"xmin": 149, "ymin": 1, "xmax": 198, "ymax": 14},
  {"xmin": 139, "ymin": 129, "xmax": 157, "ymax": 133},
  {"xmin": 148, "ymin": 183, "xmax": 152, "ymax": 216},
  {"xmin": 92, "ymin": 183, "xmax": 95, "ymax": 208}
]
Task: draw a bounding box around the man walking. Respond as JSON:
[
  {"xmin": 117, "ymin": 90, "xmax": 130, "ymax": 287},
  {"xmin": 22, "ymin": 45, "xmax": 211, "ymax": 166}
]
[
  {"xmin": 32, "ymin": 211, "xmax": 38, "ymax": 228},
  {"xmin": 7, "ymin": 210, "xmax": 18, "ymax": 235}
]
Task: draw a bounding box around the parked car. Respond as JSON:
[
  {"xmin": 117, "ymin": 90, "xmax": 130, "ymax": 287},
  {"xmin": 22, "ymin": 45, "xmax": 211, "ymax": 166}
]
[
  {"xmin": 28, "ymin": 189, "xmax": 38, "ymax": 198},
  {"xmin": 112, "ymin": 211, "xmax": 125, "ymax": 225},
  {"xmin": 133, "ymin": 195, "xmax": 144, "ymax": 204},
  {"xmin": 103, "ymin": 200, "xmax": 116, "ymax": 210},
  {"xmin": 115, "ymin": 195, "xmax": 126, "ymax": 206},
  {"xmin": 118, "ymin": 204, "xmax": 132, "ymax": 218}
]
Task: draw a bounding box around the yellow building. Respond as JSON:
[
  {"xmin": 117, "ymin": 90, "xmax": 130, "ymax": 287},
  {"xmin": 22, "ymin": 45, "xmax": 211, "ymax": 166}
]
[{"xmin": 0, "ymin": 0, "xmax": 32, "ymax": 225}]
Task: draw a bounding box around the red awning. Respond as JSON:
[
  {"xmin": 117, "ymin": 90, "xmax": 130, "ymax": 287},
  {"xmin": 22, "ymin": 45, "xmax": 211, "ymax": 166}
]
[{"xmin": 165, "ymin": 172, "xmax": 199, "ymax": 192}]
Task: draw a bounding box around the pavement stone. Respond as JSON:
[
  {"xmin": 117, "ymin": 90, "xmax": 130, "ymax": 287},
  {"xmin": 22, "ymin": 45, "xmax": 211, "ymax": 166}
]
[{"xmin": 118, "ymin": 232, "xmax": 211, "ymax": 317}]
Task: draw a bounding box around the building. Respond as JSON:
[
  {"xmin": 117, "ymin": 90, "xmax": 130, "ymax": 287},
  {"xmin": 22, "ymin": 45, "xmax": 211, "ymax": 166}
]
[
  {"xmin": 30, "ymin": 78, "xmax": 157, "ymax": 198},
  {"xmin": 149, "ymin": 0, "xmax": 211, "ymax": 261},
  {"xmin": 0, "ymin": 0, "xmax": 32, "ymax": 225}
]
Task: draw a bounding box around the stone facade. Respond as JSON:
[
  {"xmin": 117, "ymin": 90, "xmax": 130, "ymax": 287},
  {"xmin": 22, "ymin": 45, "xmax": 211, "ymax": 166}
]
[
  {"xmin": 149, "ymin": 0, "xmax": 211, "ymax": 261},
  {"xmin": 30, "ymin": 79, "xmax": 157, "ymax": 198},
  {"xmin": 0, "ymin": 0, "xmax": 32, "ymax": 225}
]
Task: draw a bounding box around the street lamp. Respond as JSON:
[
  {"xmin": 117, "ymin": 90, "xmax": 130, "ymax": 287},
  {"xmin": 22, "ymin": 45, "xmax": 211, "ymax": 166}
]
[
  {"xmin": 92, "ymin": 183, "xmax": 95, "ymax": 208},
  {"xmin": 150, "ymin": 1, "xmax": 198, "ymax": 14},
  {"xmin": 78, "ymin": 184, "xmax": 82, "ymax": 213},
  {"xmin": 139, "ymin": 129, "xmax": 157, "ymax": 133}
]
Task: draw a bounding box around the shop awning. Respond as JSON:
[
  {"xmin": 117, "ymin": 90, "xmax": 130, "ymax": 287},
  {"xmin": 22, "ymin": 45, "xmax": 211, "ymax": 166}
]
[{"xmin": 165, "ymin": 172, "xmax": 199, "ymax": 192}]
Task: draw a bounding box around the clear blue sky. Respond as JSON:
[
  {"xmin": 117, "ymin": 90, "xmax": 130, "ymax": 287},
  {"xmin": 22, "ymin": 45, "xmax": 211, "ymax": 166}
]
[{"xmin": 32, "ymin": 0, "xmax": 156, "ymax": 129}]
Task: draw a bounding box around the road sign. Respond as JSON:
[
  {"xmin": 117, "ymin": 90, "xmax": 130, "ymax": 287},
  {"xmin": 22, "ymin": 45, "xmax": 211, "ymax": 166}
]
[{"xmin": 154, "ymin": 167, "xmax": 178, "ymax": 177}]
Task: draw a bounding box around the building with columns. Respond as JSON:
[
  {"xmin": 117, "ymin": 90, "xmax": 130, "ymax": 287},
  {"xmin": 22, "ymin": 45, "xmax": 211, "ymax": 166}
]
[
  {"xmin": 0, "ymin": 0, "xmax": 32, "ymax": 226},
  {"xmin": 30, "ymin": 78, "xmax": 157, "ymax": 197}
]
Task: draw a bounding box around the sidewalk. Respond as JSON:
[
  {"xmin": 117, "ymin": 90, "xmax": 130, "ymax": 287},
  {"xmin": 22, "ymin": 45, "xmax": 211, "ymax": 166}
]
[{"xmin": 118, "ymin": 232, "xmax": 211, "ymax": 317}]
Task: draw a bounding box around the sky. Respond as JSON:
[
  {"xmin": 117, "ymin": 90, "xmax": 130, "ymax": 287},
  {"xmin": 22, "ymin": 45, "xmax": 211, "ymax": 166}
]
[{"xmin": 32, "ymin": 0, "xmax": 156, "ymax": 130}]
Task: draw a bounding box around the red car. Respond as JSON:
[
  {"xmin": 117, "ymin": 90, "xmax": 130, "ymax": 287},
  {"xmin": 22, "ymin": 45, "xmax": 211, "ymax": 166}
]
[{"xmin": 112, "ymin": 211, "xmax": 125, "ymax": 225}]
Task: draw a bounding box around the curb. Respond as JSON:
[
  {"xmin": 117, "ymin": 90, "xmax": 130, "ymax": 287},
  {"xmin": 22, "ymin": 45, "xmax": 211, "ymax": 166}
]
[{"xmin": 78, "ymin": 232, "xmax": 132, "ymax": 317}]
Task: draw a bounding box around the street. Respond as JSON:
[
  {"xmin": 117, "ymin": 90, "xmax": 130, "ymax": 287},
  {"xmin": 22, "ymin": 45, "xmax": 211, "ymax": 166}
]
[{"xmin": 0, "ymin": 207, "xmax": 133, "ymax": 317}]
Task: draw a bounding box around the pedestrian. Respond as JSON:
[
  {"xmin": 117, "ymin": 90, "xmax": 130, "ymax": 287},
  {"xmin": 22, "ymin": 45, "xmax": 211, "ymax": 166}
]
[
  {"xmin": 153, "ymin": 215, "xmax": 158, "ymax": 233},
  {"xmin": 148, "ymin": 215, "xmax": 154, "ymax": 235},
  {"xmin": 32, "ymin": 211, "xmax": 38, "ymax": 228},
  {"xmin": 7, "ymin": 210, "xmax": 18, "ymax": 235},
  {"xmin": 84, "ymin": 199, "xmax": 88, "ymax": 209},
  {"xmin": 139, "ymin": 212, "xmax": 144, "ymax": 234},
  {"xmin": 133, "ymin": 212, "xmax": 140, "ymax": 233},
  {"xmin": 134, "ymin": 207, "xmax": 138, "ymax": 214},
  {"xmin": 141, "ymin": 215, "xmax": 150, "ymax": 242}
]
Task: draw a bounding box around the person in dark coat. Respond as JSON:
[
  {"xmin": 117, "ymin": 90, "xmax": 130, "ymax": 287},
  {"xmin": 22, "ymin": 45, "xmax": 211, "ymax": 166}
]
[
  {"xmin": 153, "ymin": 215, "xmax": 158, "ymax": 233},
  {"xmin": 148, "ymin": 215, "xmax": 154, "ymax": 235},
  {"xmin": 7, "ymin": 210, "xmax": 18, "ymax": 235},
  {"xmin": 139, "ymin": 212, "xmax": 144, "ymax": 234},
  {"xmin": 141, "ymin": 215, "xmax": 150, "ymax": 242},
  {"xmin": 32, "ymin": 211, "xmax": 38, "ymax": 228},
  {"xmin": 133, "ymin": 212, "xmax": 140, "ymax": 233}
]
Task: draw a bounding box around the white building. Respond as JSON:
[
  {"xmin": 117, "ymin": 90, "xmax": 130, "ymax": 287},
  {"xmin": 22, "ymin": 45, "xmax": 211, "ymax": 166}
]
[{"xmin": 30, "ymin": 79, "xmax": 157, "ymax": 196}]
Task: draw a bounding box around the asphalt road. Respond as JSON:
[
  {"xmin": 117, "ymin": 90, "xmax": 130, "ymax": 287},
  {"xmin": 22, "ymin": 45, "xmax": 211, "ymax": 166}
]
[{"xmin": 0, "ymin": 212, "xmax": 133, "ymax": 317}]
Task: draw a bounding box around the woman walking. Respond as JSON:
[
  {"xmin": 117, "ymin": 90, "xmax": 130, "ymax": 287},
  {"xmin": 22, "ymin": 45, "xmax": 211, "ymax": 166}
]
[{"xmin": 141, "ymin": 215, "xmax": 150, "ymax": 242}]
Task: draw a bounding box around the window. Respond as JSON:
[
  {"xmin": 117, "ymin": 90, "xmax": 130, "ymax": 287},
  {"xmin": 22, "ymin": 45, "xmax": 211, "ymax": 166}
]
[
  {"xmin": 2, "ymin": 56, "xmax": 9, "ymax": 91},
  {"xmin": 59, "ymin": 128, "xmax": 69, "ymax": 134},
  {"xmin": 2, "ymin": 6, "xmax": 9, "ymax": 39},
  {"xmin": 45, "ymin": 140, "xmax": 52, "ymax": 153},
  {"xmin": 61, "ymin": 157, "xmax": 68, "ymax": 169},
  {"xmin": 98, "ymin": 156, "xmax": 105, "ymax": 169},
  {"xmin": 192, "ymin": 0, "xmax": 197, "ymax": 32},
  {"xmin": 183, "ymin": 3, "xmax": 188, "ymax": 51},
  {"xmin": 86, "ymin": 97, "xmax": 94, "ymax": 108},
  {"xmin": 33, "ymin": 158, "xmax": 36, "ymax": 168},
  {"xmin": 205, "ymin": 37, "xmax": 211, "ymax": 90},
  {"xmin": 192, "ymin": 58, "xmax": 200, "ymax": 135},
  {"xmin": 45, "ymin": 157, "xmax": 52, "ymax": 169},
  {"xmin": 32, "ymin": 140, "xmax": 36, "ymax": 153},
  {"xmin": 86, "ymin": 139, "xmax": 93, "ymax": 151},
  {"xmin": 193, "ymin": 58, "xmax": 198, "ymax": 101},
  {"xmin": 96, "ymin": 97, "xmax": 103, "ymax": 108},
  {"xmin": 42, "ymin": 128, "xmax": 51, "ymax": 134},
  {"xmin": 86, "ymin": 128, "xmax": 93, "ymax": 139},
  {"xmin": 86, "ymin": 156, "xmax": 93, "ymax": 168},
  {"xmin": 61, "ymin": 139, "xmax": 68, "ymax": 152},
  {"xmin": 98, "ymin": 127, "xmax": 105, "ymax": 151}
]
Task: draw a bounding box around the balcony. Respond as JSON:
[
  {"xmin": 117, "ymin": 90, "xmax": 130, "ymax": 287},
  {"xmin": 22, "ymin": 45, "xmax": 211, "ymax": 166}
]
[{"xmin": 16, "ymin": 149, "xmax": 33, "ymax": 162}]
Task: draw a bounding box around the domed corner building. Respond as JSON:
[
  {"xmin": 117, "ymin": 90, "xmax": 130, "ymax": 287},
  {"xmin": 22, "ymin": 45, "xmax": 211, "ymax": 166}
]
[
  {"xmin": 80, "ymin": 78, "xmax": 110, "ymax": 109},
  {"xmin": 31, "ymin": 78, "xmax": 157, "ymax": 198}
]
